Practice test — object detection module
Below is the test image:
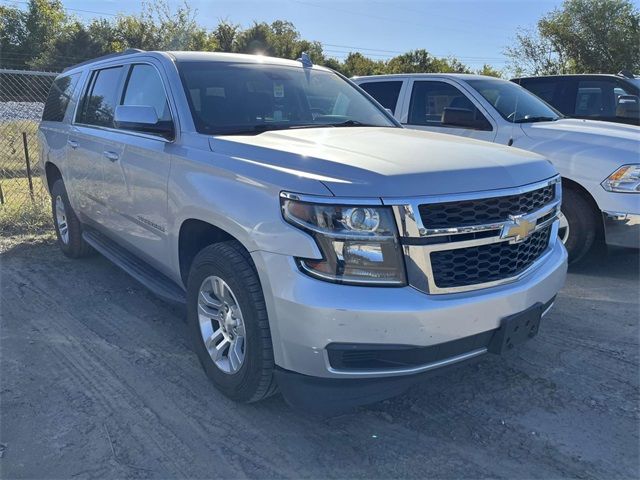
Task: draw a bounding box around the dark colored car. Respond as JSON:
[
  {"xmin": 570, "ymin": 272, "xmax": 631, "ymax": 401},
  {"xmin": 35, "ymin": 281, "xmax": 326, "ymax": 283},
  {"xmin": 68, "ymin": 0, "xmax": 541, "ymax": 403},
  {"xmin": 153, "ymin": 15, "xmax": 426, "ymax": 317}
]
[{"xmin": 512, "ymin": 73, "xmax": 640, "ymax": 126}]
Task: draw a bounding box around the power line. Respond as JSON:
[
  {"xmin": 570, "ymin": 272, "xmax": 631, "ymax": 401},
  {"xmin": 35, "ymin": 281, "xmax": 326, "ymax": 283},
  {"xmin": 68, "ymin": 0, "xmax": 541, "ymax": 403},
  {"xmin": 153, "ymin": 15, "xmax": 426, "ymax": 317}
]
[
  {"xmin": 0, "ymin": 0, "xmax": 508, "ymax": 65},
  {"xmin": 0, "ymin": 0, "xmax": 119, "ymax": 16}
]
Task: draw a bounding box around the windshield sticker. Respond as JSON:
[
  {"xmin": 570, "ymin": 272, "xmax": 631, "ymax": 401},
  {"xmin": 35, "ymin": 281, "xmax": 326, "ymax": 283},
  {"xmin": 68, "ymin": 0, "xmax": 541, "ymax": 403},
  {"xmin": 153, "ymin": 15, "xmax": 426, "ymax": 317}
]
[{"xmin": 273, "ymin": 83, "xmax": 284, "ymax": 98}]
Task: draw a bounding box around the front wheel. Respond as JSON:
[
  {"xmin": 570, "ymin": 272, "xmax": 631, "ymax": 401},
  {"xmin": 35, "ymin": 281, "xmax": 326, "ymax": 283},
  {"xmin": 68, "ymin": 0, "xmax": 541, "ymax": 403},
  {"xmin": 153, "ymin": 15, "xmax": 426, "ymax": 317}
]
[
  {"xmin": 186, "ymin": 241, "xmax": 277, "ymax": 403},
  {"xmin": 559, "ymin": 187, "xmax": 599, "ymax": 264}
]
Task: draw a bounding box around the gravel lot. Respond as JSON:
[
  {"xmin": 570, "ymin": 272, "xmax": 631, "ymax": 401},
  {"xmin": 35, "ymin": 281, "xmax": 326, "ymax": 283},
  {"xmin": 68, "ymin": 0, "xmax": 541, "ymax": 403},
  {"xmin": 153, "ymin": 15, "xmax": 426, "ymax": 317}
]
[{"xmin": 1, "ymin": 236, "xmax": 638, "ymax": 479}]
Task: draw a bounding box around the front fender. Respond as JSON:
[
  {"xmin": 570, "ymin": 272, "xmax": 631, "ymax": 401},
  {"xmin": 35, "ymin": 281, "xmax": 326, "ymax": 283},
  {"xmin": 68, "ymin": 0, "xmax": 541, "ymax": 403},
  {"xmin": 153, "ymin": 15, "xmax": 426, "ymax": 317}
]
[{"xmin": 167, "ymin": 150, "xmax": 329, "ymax": 282}]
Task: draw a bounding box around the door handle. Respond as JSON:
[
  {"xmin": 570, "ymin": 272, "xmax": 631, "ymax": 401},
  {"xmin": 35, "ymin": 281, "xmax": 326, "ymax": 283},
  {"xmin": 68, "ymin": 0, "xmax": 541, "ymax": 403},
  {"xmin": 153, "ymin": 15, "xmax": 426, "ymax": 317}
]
[
  {"xmin": 67, "ymin": 139, "xmax": 78, "ymax": 149},
  {"xmin": 103, "ymin": 150, "xmax": 119, "ymax": 162}
]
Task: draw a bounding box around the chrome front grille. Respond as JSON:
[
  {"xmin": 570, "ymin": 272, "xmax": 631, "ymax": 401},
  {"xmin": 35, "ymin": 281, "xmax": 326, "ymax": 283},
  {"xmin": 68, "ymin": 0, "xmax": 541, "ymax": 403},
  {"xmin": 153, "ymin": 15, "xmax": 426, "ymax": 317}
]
[
  {"xmin": 430, "ymin": 225, "xmax": 552, "ymax": 288},
  {"xmin": 387, "ymin": 177, "xmax": 562, "ymax": 294},
  {"xmin": 418, "ymin": 184, "xmax": 555, "ymax": 228}
]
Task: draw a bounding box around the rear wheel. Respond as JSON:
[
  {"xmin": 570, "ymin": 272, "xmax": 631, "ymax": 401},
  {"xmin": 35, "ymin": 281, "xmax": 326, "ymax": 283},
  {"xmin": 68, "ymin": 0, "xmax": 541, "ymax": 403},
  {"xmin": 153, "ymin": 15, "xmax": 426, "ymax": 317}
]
[
  {"xmin": 560, "ymin": 187, "xmax": 599, "ymax": 264},
  {"xmin": 50, "ymin": 179, "xmax": 93, "ymax": 258},
  {"xmin": 186, "ymin": 241, "xmax": 277, "ymax": 403}
]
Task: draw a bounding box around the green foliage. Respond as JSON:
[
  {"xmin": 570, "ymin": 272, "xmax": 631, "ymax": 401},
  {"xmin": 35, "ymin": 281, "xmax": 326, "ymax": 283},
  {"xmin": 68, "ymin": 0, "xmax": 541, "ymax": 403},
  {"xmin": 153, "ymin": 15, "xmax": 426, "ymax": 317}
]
[
  {"xmin": 0, "ymin": 0, "xmax": 505, "ymax": 78},
  {"xmin": 507, "ymin": 0, "xmax": 640, "ymax": 75},
  {"xmin": 476, "ymin": 64, "xmax": 503, "ymax": 78},
  {"xmin": 213, "ymin": 21, "xmax": 239, "ymax": 52}
]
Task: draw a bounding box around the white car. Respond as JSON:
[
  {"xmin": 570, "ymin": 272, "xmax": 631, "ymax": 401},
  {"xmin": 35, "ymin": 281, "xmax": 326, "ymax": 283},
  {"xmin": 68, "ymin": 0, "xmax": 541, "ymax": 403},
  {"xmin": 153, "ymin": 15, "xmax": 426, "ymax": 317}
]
[{"xmin": 353, "ymin": 74, "xmax": 640, "ymax": 263}]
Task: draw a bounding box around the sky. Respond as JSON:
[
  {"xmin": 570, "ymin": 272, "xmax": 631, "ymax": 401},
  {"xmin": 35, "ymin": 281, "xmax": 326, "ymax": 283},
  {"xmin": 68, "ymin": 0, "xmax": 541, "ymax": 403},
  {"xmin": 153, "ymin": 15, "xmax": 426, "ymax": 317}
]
[{"xmin": 4, "ymin": 0, "xmax": 570, "ymax": 70}]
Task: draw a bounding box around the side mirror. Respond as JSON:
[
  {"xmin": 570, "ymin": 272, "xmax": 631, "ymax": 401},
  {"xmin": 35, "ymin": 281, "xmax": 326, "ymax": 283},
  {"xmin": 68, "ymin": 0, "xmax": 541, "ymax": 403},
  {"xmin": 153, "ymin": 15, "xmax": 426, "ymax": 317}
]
[
  {"xmin": 616, "ymin": 95, "xmax": 640, "ymax": 119},
  {"xmin": 441, "ymin": 107, "xmax": 476, "ymax": 128},
  {"xmin": 114, "ymin": 105, "xmax": 174, "ymax": 139}
]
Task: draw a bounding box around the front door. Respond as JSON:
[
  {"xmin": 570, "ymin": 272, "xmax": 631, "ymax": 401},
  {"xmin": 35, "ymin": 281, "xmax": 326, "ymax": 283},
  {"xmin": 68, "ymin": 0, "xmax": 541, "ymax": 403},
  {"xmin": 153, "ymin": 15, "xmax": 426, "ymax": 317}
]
[
  {"xmin": 402, "ymin": 79, "xmax": 497, "ymax": 142},
  {"xmin": 99, "ymin": 62, "xmax": 175, "ymax": 273}
]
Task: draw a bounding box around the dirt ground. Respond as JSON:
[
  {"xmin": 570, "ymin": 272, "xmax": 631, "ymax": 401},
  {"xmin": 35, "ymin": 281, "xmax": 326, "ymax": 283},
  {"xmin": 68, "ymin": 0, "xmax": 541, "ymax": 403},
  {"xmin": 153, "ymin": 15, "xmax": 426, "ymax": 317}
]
[{"xmin": 1, "ymin": 235, "xmax": 638, "ymax": 479}]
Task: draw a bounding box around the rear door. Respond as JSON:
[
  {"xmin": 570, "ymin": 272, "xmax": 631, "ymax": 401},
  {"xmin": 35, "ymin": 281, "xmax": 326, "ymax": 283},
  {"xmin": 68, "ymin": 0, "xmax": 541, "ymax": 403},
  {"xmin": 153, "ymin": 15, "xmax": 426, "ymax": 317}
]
[
  {"xmin": 69, "ymin": 65, "xmax": 126, "ymax": 224},
  {"xmin": 400, "ymin": 79, "xmax": 497, "ymax": 142},
  {"xmin": 572, "ymin": 77, "xmax": 640, "ymax": 125}
]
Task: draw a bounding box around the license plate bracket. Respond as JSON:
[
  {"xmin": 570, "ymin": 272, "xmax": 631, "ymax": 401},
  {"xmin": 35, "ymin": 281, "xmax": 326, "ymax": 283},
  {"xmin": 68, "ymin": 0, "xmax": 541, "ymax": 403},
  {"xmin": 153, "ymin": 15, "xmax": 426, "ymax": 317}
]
[{"xmin": 488, "ymin": 304, "xmax": 543, "ymax": 355}]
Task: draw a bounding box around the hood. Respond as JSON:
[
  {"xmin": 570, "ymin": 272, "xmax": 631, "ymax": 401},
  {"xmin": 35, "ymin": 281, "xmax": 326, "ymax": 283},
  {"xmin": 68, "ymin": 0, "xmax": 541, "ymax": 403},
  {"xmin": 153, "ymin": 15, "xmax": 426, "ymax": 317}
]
[
  {"xmin": 521, "ymin": 118, "xmax": 639, "ymax": 155},
  {"xmin": 209, "ymin": 127, "xmax": 557, "ymax": 197}
]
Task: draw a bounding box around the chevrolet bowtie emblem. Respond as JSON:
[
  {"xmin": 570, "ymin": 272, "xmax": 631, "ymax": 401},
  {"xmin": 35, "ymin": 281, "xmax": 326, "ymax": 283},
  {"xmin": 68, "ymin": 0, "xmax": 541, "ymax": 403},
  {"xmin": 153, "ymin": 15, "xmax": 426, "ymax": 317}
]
[{"xmin": 501, "ymin": 215, "xmax": 536, "ymax": 243}]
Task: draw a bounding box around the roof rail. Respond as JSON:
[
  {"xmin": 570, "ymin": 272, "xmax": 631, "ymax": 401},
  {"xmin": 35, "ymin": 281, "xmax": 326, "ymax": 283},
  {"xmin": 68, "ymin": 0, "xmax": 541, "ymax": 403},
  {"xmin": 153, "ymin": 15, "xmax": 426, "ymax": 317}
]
[
  {"xmin": 617, "ymin": 69, "xmax": 636, "ymax": 79},
  {"xmin": 62, "ymin": 48, "xmax": 146, "ymax": 73}
]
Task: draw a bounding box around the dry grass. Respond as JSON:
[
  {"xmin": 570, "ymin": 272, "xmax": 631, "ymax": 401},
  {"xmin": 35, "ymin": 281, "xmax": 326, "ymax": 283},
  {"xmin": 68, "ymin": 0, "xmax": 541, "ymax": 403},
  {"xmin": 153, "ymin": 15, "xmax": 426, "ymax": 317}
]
[
  {"xmin": 0, "ymin": 118, "xmax": 51, "ymax": 236},
  {"xmin": 0, "ymin": 120, "xmax": 41, "ymax": 177},
  {"xmin": 0, "ymin": 177, "xmax": 51, "ymax": 235}
]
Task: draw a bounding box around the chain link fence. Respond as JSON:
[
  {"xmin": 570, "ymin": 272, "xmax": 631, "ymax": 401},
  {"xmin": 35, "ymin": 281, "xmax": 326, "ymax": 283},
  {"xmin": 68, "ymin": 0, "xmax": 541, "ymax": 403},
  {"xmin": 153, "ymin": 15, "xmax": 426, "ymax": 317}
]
[{"xmin": 0, "ymin": 68, "xmax": 58, "ymax": 212}]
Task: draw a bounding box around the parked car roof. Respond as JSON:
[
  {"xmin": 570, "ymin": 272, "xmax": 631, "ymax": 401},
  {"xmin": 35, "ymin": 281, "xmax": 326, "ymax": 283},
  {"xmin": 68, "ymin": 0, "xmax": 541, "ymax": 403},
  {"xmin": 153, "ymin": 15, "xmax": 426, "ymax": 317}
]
[
  {"xmin": 62, "ymin": 50, "xmax": 330, "ymax": 75},
  {"xmin": 352, "ymin": 73, "xmax": 498, "ymax": 81},
  {"xmin": 512, "ymin": 73, "xmax": 639, "ymax": 81}
]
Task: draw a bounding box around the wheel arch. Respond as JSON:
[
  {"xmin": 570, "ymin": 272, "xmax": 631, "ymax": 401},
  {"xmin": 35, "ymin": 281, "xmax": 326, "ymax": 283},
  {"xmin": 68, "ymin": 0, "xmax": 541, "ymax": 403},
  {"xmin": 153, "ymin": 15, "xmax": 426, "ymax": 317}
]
[
  {"xmin": 561, "ymin": 176, "xmax": 604, "ymax": 235},
  {"xmin": 177, "ymin": 218, "xmax": 247, "ymax": 286},
  {"xmin": 44, "ymin": 161, "xmax": 63, "ymax": 193}
]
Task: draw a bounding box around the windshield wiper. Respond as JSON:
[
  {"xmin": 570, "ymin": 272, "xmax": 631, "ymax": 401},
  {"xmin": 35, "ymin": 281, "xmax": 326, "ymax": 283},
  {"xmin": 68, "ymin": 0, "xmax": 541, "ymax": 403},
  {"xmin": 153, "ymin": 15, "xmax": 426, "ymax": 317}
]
[
  {"xmin": 514, "ymin": 116, "xmax": 558, "ymax": 124},
  {"xmin": 327, "ymin": 120, "xmax": 381, "ymax": 127},
  {"xmin": 213, "ymin": 120, "xmax": 387, "ymax": 136},
  {"xmin": 216, "ymin": 123, "xmax": 326, "ymax": 136}
]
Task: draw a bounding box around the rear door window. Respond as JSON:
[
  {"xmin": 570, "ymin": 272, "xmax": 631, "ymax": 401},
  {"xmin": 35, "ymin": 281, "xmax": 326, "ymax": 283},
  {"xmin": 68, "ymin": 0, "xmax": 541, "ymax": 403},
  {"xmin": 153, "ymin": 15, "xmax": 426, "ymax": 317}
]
[
  {"xmin": 42, "ymin": 73, "xmax": 80, "ymax": 122},
  {"xmin": 359, "ymin": 81, "xmax": 403, "ymax": 114},
  {"xmin": 573, "ymin": 79, "xmax": 632, "ymax": 118},
  {"xmin": 76, "ymin": 66, "xmax": 124, "ymax": 127},
  {"xmin": 408, "ymin": 81, "xmax": 491, "ymax": 129}
]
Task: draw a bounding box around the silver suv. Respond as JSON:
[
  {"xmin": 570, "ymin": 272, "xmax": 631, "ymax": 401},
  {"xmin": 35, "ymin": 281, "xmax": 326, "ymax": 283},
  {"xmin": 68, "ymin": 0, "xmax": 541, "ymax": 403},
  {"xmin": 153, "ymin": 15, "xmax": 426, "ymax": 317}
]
[{"xmin": 39, "ymin": 50, "xmax": 567, "ymax": 411}]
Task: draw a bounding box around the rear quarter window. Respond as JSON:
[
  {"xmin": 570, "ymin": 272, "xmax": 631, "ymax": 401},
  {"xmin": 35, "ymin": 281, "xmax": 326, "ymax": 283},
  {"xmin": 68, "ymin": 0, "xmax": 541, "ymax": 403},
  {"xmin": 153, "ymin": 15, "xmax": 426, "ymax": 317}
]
[{"xmin": 42, "ymin": 73, "xmax": 80, "ymax": 122}]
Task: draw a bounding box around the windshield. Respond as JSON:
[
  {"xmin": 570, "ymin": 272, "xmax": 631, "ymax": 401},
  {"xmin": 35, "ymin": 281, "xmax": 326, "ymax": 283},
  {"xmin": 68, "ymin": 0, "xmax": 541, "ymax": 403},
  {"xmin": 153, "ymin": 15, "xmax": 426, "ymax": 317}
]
[
  {"xmin": 177, "ymin": 62, "xmax": 397, "ymax": 135},
  {"xmin": 467, "ymin": 79, "xmax": 562, "ymax": 123}
]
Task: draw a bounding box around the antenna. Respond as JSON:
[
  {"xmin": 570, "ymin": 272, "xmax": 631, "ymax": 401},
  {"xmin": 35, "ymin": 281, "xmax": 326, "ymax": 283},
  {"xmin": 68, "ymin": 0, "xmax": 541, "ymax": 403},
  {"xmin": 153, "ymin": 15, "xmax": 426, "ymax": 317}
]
[{"xmin": 297, "ymin": 52, "xmax": 313, "ymax": 68}]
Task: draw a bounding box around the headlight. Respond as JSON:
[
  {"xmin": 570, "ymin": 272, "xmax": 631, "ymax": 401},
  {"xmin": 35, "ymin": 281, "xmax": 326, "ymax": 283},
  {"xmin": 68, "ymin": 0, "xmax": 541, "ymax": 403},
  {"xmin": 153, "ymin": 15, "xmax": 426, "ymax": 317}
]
[
  {"xmin": 601, "ymin": 165, "xmax": 640, "ymax": 193},
  {"xmin": 281, "ymin": 194, "xmax": 406, "ymax": 286}
]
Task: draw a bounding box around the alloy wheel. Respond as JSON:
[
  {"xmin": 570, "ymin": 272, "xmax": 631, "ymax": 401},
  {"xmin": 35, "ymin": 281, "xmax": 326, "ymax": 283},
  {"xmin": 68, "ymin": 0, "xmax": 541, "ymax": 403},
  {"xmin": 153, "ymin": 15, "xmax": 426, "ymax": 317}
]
[
  {"xmin": 197, "ymin": 275, "xmax": 246, "ymax": 374},
  {"xmin": 55, "ymin": 195, "xmax": 69, "ymax": 244}
]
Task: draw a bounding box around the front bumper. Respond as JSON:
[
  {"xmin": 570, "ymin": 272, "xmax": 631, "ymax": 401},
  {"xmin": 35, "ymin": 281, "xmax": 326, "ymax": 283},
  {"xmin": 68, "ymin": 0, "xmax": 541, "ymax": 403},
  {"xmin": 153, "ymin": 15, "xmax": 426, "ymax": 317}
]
[
  {"xmin": 252, "ymin": 239, "xmax": 567, "ymax": 380},
  {"xmin": 602, "ymin": 211, "xmax": 640, "ymax": 249}
]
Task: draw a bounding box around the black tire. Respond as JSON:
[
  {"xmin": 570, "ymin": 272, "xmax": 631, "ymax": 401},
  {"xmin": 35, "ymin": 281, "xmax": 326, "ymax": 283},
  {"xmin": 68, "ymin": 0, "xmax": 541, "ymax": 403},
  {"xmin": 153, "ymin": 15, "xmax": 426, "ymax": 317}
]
[
  {"xmin": 50, "ymin": 179, "xmax": 93, "ymax": 258},
  {"xmin": 186, "ymin": 240, "xmax": 277, "ymax": 403},
  {"xmin": 561, "ymin": 186, "xmax": 599, "ymax": 264}
]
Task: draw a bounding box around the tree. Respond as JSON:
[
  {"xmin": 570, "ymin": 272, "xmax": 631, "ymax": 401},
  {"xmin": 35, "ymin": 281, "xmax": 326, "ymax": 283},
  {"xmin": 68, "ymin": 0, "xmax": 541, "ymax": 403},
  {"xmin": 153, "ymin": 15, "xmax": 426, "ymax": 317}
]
[
  {"xmin": 30, "ymin": 21, "xmax": 109, "ymax": 71},
  {"xmin": 0, "ymin": 0, "xmax": 491, "ymax": 75},
  {"xmin": 0, "ymin": 0, "xmax": 70, "ymax": 69},
  {"xmin": 23, "ymin": 0, "xmax": 67, "ymax": 62},
  {"xmin": 234, "ymin": 22, "xmax": 274, "ymax": 55},
  {"xmin": 0, "ymin": 6, "xmax": 28, "ymax": 68},
  {"xmin": 506, "ymin": 28, "xmax": 566, "ymax": 76},
  {"xmin": 506, "ymin": 0, "xmax": 640, "ymax": 75},
  {"xmin": 477, "ymin": 64, "xmax": 503, "ymax": 78},
  {"xmin": 214, "ymin": 21, "xmax": 239, "ymax": 52},
  {"xmin": 341, "ymin": 52, "xmax": 386, "ymax": 77},
  {"xmin": 111, "ymin": 1, "xmax": 216, "ymax": 52},
  {"xmin": 386, "ymin": 49, "xmax": 471, "ymax": 74}
]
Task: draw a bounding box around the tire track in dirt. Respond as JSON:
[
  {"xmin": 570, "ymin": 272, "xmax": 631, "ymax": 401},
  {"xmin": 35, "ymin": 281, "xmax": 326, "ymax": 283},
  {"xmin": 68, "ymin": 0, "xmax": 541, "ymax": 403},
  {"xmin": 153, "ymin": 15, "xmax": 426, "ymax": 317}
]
[{"xmin": 2, "ymin": 239, "xmax": 638, "ymax": 479}]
